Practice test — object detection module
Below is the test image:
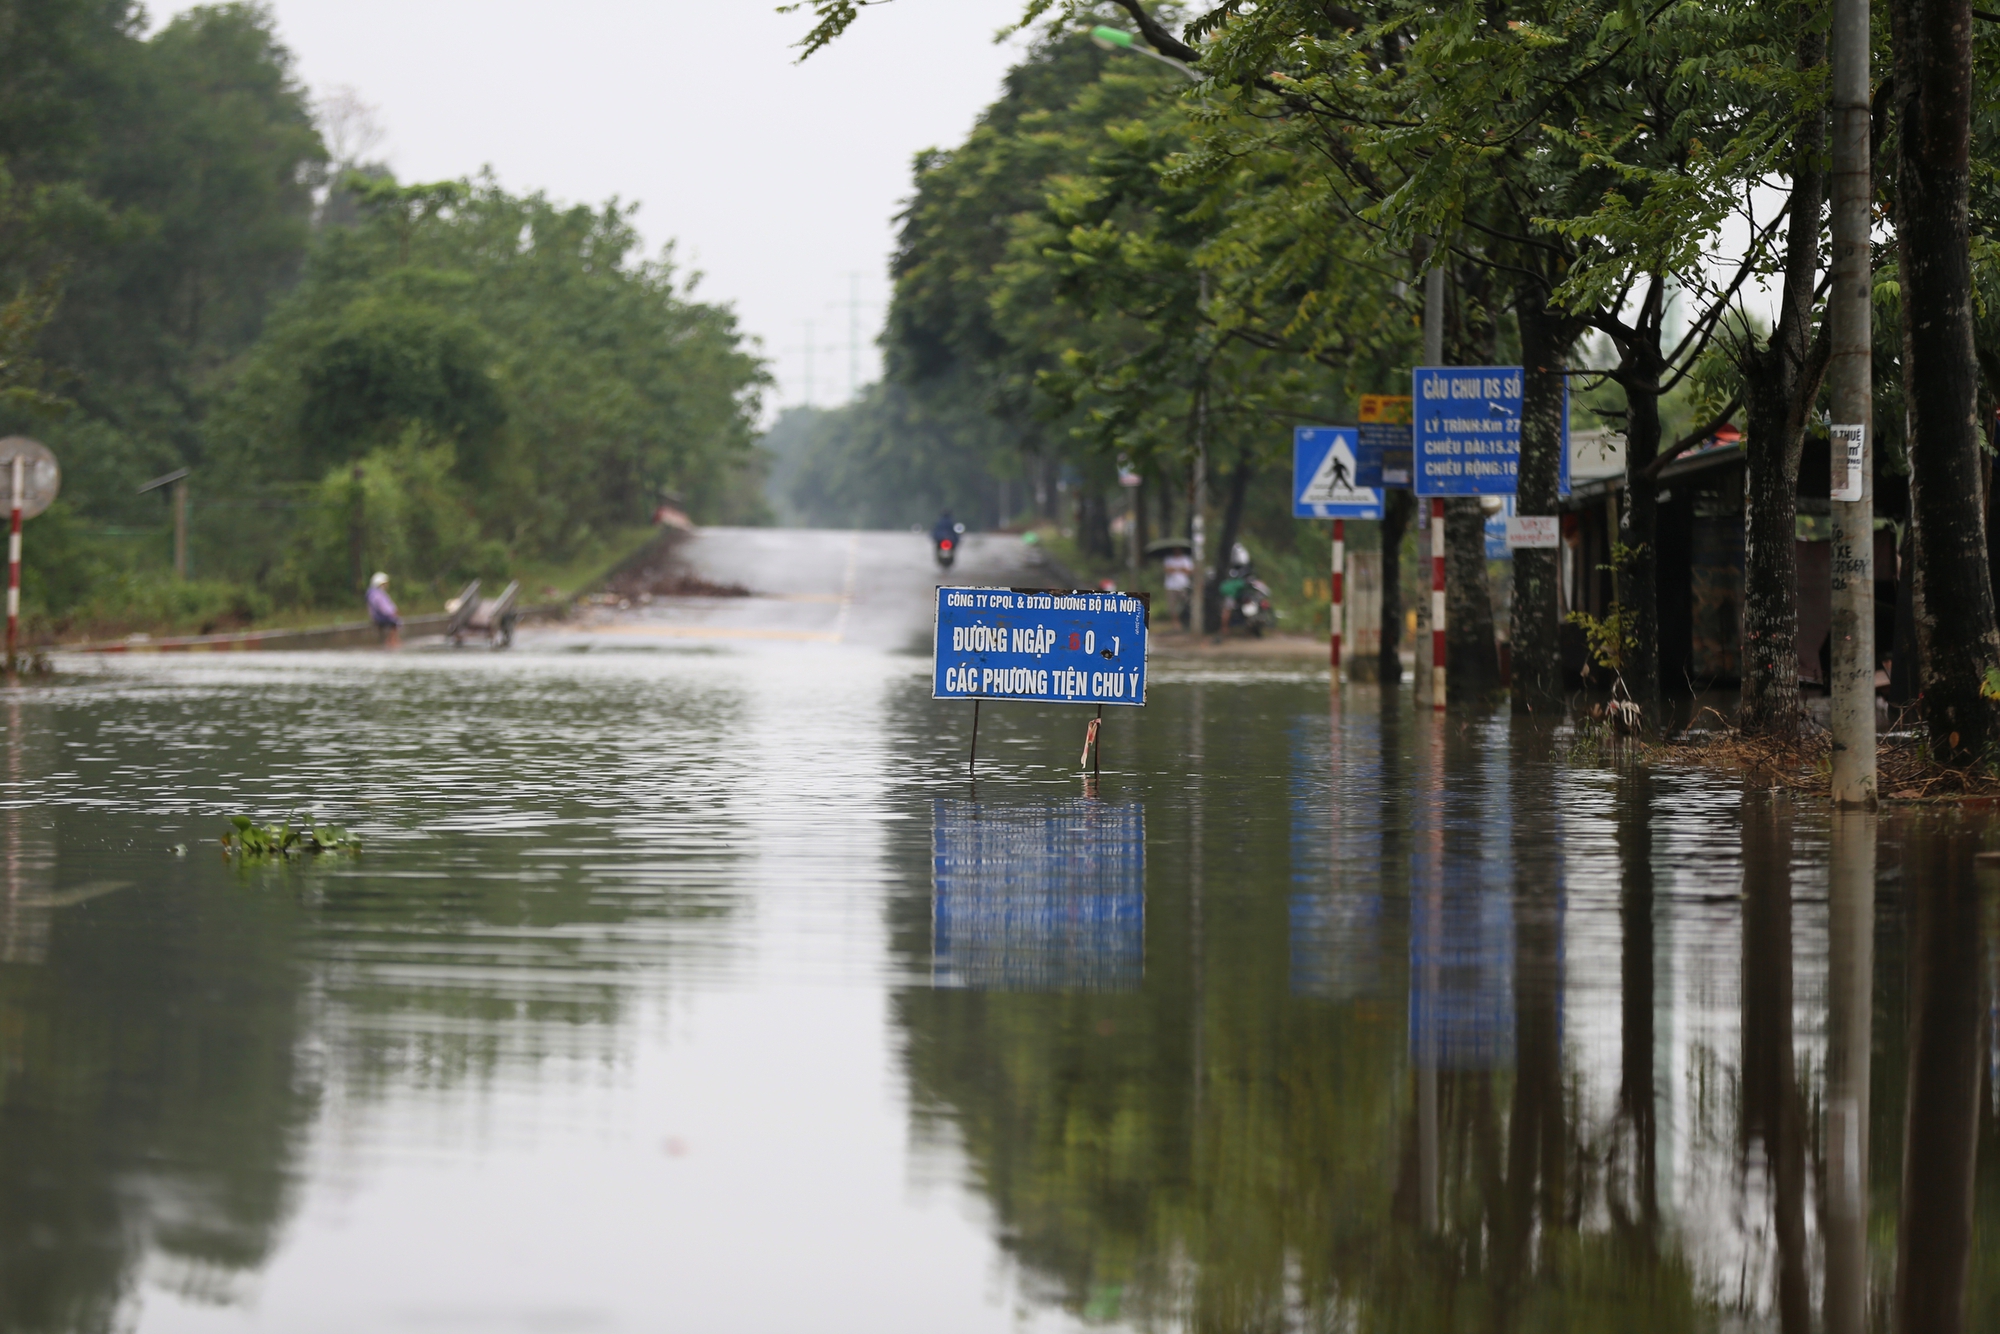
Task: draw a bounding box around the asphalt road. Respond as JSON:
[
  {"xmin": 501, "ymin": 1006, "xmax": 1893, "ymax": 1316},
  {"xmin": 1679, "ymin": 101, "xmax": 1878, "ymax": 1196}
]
[{"xmin": 528, "ymin": 527, "xmax": 1064, "ymax": 655}]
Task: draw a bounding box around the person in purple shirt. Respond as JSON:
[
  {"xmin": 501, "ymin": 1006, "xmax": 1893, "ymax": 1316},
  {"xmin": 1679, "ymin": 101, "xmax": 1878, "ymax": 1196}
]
[{"xmin": 366, "ymin": 571, "xmax": 402, "ymax": 648}]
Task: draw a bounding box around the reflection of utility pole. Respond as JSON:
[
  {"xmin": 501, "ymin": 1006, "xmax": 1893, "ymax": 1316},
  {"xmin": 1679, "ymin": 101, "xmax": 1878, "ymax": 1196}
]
[
  {"xmin": 1188, "ymin": 682, "xmax": 1206, "ymax": 1129},
  {"xmin": 1416, "ymin": 711, "xmax": 1443, "ymax": 1234},
  {"xmin": 1824, "ymin": 810, "xmax": 1873, "ymax": 1334}
]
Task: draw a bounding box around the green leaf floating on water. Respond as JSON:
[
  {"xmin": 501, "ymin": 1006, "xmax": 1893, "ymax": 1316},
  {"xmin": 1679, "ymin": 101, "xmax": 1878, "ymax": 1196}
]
[{"xmin": 220, "ymin": 813, "xmax": 361, "ymax": 861}]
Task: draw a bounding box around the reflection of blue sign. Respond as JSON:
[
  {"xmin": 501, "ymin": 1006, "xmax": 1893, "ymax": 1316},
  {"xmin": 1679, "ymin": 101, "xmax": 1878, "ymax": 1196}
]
[
  {"xmin": 1291, "ymin": 893, "xmax": 1387, "ymax": 1000},
  {"xmin": 933, "ymin": 588, "xmax": 1147, "ymax": 706},
  {"xmin": 931, "ymin": 800, "xmax": 1145, "ymax": 992},
  {"xmin": 1412, "ymin": 367, "xmax": 1569, "ymax": 498},
  {"xmin": 1293, "ymin": 427, "xmax": 1383, "ymax": 519},
  {"xmin": 1411, "ymin": 890, "xmax": 1516, "ymax": 1069}
]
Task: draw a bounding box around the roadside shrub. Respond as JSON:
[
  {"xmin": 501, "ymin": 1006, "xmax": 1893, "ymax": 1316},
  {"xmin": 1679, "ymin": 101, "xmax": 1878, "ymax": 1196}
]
[{"xmin": 269, "ymin": 433, "xmax": 509, "ymax": 607}]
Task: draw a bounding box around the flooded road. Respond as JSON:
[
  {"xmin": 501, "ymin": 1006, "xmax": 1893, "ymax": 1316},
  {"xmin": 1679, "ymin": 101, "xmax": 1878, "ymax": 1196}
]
[{"xmin": 4, "ymin": 529, "xmax": 1996, "ymax": 1331}]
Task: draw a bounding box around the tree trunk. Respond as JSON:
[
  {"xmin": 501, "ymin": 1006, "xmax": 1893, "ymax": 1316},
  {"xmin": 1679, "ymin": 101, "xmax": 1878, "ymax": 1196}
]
[
  {"xmin": 1505, "ymin": 721, "xmax": 1565, "ymax": 1270},
  {"xmin": 1894, "ymin": 0, "xmax": 2000, "ymax": 761},
  {"xmin": 1738, "ymin": 33, "xmax": 1827, "ymax": 735},
  {"xmin": 1514, "ymin": 287, "xmax": 1579, "ymax": 713},
  {"xmin": 1614, "ymin": 768, "xmax": 1659, "ymax": 1235},
  {"xmin": 1620, "ymin": 361, "xmax": 1665, "ymax": 715},
  {"xmin": 1740, "ymin": 797, "xmax": 1810, "ymax": 1333},
  {"xmin": 1380, "ymin": 488, "xmax": 1412, "ymax": 685},
  {"xmin": 1445, "ymin": 498, "xmax": 1500, "ymax": 695},
  {"xmin": 1078, "ymin": 486, "xmax": 1114, "ymax": 560},
  {"xmin": 1739, "ymin": 382, "xmax": 1808, "ymax": 732},
  {"xmin": 1892, "ymin": 518, "xmax": 1920, "ymax": 702},
  {"xmin": 1203, "ymin": 452, "xmax": 1253, "ymax": 634},
  {"xmin": 1892, "ymin": 831, "xmax": 1984, "ymax": 1334}
]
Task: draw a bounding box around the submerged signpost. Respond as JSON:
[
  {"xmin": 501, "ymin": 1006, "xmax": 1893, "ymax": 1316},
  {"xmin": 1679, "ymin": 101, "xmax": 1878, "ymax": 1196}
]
[
  {"xmin": 0, "ymin": 437, "xmax": 60, "ymax": 671},
  {"xmin": 934, "ymin": 587, "xmax": 1148, "ymax": 778},
  {"xmin": 1293, "ymin": 426, "xmax": 1383, "ymax": 676},
  {"xmin": 1412, "ymin": 368, "xmax": 1568, "ymax": 707}
]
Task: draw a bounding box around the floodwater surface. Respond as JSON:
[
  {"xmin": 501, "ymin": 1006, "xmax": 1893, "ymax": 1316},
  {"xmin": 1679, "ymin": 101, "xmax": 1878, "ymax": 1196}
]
[{"xmin": 2, "ymin": 533, "xmax": 1996, "ymax": 1332}]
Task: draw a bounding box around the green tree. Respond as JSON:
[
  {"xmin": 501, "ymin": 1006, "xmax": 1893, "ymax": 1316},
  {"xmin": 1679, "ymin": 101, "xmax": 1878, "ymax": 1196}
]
[{"xmin": 211, "ymin": 173, "xmax": 767, "ymax": 600}]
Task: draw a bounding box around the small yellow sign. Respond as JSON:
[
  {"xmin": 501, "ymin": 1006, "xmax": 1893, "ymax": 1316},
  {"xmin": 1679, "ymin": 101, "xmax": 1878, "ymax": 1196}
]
[{"xmin": 1358, "ymin": 394, "xmax": 1413, "ymax": 425}]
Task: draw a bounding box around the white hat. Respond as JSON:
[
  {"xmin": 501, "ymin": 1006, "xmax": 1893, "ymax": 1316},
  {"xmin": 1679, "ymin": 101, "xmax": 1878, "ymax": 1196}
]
[{"xmin": 369, "ymin": 571, "xmax": 389, "ymax": 587}]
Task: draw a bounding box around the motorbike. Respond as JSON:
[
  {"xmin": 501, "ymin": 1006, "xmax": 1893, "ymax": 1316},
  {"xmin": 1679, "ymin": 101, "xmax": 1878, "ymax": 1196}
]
[
  {"xmin": 933, "ymin": 522, "xmax": 966, "ymax": 570},
  {"xmin": 1225, "ymin": 575, "xmax": 1276, "ymax": 636},
  {"xmin": 1219, "ymin": 545, "xmax": 1275, "ymax": 636}
]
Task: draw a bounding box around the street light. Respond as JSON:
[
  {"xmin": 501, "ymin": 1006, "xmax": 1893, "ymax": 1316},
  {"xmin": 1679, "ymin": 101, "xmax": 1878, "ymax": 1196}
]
[{"xmin": 1087, "ymin": 25, "xmax": 1202, "ymax": 82}]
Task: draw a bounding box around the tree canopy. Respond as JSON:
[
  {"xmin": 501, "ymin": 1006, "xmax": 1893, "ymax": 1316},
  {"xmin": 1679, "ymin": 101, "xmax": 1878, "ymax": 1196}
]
[{"xmin": 1, "ymin": 1, "xmax": 768, "ymax": 627}]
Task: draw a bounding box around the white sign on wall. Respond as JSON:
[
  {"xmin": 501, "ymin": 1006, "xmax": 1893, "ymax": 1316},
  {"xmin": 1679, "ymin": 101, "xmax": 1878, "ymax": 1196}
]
[{"xmin": 1504, "ymin": 516, "xmax": 1560, "ymax": 550}]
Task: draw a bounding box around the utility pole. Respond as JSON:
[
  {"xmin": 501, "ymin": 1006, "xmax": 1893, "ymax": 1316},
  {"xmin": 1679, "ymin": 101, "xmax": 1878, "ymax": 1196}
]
[
  {"xmin": 1418, "ymin": 260, "xmax": 1446, "ymax": 709},
  {"xmin": 1192, "ymin": 274, "xmax": 1210, "ymax": 633},
  {"xmin": 803, "ymin": 319, "xmax": 815, "ymax": 407},
  {"xmin": 820, "ymin": 275, "xmax": 867, "ymax": 402},
  {"xmin": 1825, "ymin": 809, "xmax": 1874, "ymax": 1334},
  {"xmin": 172, "ymin": 477, "xmax": 187, "ymax": 580},
  {"xmin": 848, "ymin": 272, "xmax": 860, "ymax": 400},
  {"xmin": 1828, "ymin": 0, "xmax": 1875, "ymax": 805},
  {"xmin": 137, "ymin": 467, "xmax": 192, "ymax": 582}
]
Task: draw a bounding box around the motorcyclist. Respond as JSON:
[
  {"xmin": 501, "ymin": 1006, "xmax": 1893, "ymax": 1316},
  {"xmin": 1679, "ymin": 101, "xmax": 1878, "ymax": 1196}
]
[
  {"xmin": 931, "ymin": 511, "xmax": 960, "ymax": 545},
  {"xmin": 1218, "ymin": 543, "xmax": 1253, "ymax": 605}
]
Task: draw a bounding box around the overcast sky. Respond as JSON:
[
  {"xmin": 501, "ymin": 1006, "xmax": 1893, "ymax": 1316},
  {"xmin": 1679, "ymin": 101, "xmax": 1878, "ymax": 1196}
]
[{"xmin": 156, "ymin": 0, "xmax": 1037, "ymax": 417}]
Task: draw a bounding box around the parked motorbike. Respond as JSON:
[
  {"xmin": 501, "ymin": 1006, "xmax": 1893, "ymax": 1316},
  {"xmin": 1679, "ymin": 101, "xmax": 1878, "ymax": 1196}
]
[
  {"xmin": 1225, "ymin": 576, "xmax": 1276, "ymax": 636},
  {"xmin": 1219, "ymin": 543, "xmax": 1275, "ymax": 636},
  {"xmin": 934, "ymin": 522, "xmax": 965, "ymax": 570}
]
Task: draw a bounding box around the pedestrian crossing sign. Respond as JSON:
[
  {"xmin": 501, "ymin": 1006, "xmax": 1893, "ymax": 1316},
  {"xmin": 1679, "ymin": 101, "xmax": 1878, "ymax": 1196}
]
[{"xmin": 1293, "ymin": 427, "xmax": 1382, "ymax": 518}]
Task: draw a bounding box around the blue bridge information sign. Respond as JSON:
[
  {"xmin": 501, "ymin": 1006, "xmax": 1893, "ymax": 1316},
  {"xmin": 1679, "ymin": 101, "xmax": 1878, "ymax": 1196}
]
[
  {"xmin": 933, "ymin": 587, "xmax": 1148, "ymax": 706},
  {"xmin": 1412, "ymin": 366, "xmax": 1569, "ymax": 498}
]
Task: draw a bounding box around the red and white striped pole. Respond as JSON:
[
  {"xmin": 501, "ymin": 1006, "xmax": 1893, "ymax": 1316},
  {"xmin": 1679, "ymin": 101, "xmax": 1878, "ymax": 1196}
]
[
  {"xmin": 6, "ymin": 458, "xmax": 20, "ymax": 670},
  {"xmin": 1429, "ymin": 498, "xmax": 1446, "ymax": 709},
  {"xmin": 1330, "ymin": 518, "xmax": 1345, "ymax": 674}
]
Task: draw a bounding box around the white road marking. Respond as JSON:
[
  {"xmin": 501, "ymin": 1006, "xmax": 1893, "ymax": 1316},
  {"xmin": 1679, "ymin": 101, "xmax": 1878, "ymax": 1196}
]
[{"xmin": 832, "ymin": 533, "xmax": 859, "ymax": 644}]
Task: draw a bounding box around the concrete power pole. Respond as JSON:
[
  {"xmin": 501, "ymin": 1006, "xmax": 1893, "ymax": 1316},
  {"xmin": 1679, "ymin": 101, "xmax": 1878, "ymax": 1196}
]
[
  {"xmin": 1416, "ymin": 261, "xmax": 1446, "ymax": 708},
  {"xmin": 1828, "ymin": 0, "xmax": 1875, "ymax": 806}
]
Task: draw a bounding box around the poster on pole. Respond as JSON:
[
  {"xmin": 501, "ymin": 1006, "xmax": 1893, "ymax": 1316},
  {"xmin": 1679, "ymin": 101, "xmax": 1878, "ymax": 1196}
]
[
  {"xmin": 1411, "ymin": 369, "xmax": 1569, "ymax": 498},
  {"xmin": 1292, "ymin": 427, "xmax": 1382, "ymax": 519},
  {"xmin": 1357, "ymin": 395, "xmax": 1413, "ymax": 489},
  {"xmin": 933, "ymin": 587, "xmax": 1148, "ymax": 706}
]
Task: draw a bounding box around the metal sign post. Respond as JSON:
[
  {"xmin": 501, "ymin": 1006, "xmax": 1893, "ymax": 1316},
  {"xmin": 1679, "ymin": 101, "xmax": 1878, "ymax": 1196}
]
[
  {"xmin": 1430, "ymin": 498, "xmax": 1446, "ymax": 708},
  {"xmin": 1330, "ymin": 519, "xmax": 1345, "ymax": 672},
  {"xmin": 935, "ymin": 587, "xmax": 1149, "ymax": 778},
  {"xmin": 1293, "ymin": 427, "xmax": 1381, "ymax": 681},
  {"xmin": 0, "ymin": 439, "xmax": 61, "ymax": 672},
  {"xmin": 7, "ymin": 458, "xmax": 20, "ymax": 669}
]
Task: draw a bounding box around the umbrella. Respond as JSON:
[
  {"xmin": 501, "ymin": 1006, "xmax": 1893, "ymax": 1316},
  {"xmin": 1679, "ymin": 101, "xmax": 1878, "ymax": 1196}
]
[{"xmin": 1145, "ymin": 537, "xmax": 1194, "ymax": 557}]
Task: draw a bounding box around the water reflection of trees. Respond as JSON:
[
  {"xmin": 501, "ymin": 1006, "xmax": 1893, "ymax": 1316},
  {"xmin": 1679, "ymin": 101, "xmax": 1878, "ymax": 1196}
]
[
  {"xmin": 0, "ymin": 870, "xmax": 317, "ymax": 1332},
  {"xmin": 892, "ymin": 688, "xmax": 2000, "ymax": 1331},
  {"xmin": 0, "ymin": 674, "xmax": 760, "ymax": 1330}
]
